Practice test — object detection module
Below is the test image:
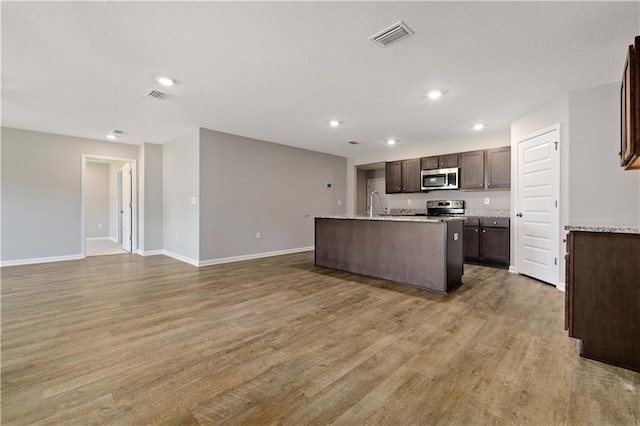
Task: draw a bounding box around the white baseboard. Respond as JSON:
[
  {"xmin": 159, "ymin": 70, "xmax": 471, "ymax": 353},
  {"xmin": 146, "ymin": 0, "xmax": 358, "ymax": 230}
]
[
  {"xmin": 198, "ymin": 246, "xmax": 314, "ymax": 267},
  {"xmin": 508, "ymin": 265, "xmax": 516, "ymax": 274},
  {"xmin": 162, "ymin": 250, "xmax": 200, "ymax": 267},
  {"xmin": 137, "ymin": 249, "xmax": 164, "ymax": 256},
  {"xmin": 1, "ymin": 254, "xmax": 84, "ymax": 267},
  {"xmin": 86, "ymin": 236, "xmax": 111, "ymax": 241},
  {"xmin": 2, "ymin": 246, "xmax": 315, "ymax": 268}
]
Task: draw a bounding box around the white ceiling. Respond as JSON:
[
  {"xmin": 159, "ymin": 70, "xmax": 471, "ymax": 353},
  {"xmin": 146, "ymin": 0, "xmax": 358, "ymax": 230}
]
[{"xmin": 2, "ymin": 1, "xmax": 638, "ymax": 157}]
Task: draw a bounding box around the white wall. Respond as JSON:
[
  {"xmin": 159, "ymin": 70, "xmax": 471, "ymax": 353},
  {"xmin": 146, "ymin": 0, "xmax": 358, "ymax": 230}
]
[
  {"xmin": 162, "ymin": 128, "xmax": 200, "ymax": 264},
  {"xmin": 85, "ymin": 162, "xmax": 110, "ymax": 238},
  {"xmin": 1, "ymin": 127, "xmax": 138, "ymax": 264},
  {"xmin": 347, "ymin": 131, "xmax": 512, "ymax": 215},
  {"xmin": 138, "ymin": 143, "xmax": 164, "ymax": 253},
  {"xmin": 199, "ymin": 127, "xmax": 347, "ymax": 263}
]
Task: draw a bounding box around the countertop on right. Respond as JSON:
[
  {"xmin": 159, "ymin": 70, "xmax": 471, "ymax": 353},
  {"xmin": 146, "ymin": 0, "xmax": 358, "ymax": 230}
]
[{"xmin": 565, "ymin": 224, "xmax": 640, "ymax": 234}]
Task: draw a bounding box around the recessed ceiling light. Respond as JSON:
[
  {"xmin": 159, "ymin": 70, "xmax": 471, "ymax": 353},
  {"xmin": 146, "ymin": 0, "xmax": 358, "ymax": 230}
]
[
  {"xmin": 106, "ymin": 134, "xmax": 117, "ymax": 140},
  {"xmin": 329, "ymin": 120, "xmax": 340, "ymax": 127},
  {"xmin": 156, "ymin": 76, "xmax": 175, "ymax": 87},
  {"xmin": 473, "ymin": 124, "xmax": 485, "ymax": 131},
  {"xmin": 387, "ymin": 139, "xmax": 397, "ymax": 145},
  {"xmin": 427, "ymin": 90, "xmax": 442, "ymax": 100}
]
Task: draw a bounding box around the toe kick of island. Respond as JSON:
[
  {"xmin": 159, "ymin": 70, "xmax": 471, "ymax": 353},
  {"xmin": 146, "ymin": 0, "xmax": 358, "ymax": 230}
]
[{"xmin": 314, "ymin": 217, "xmax": 464, "ymax": 293}]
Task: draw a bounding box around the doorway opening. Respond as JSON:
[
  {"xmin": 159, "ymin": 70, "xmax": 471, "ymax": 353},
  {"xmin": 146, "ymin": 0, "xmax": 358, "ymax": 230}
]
[
  {"xmin": 81, "ymin": 155, "xmax": 137, "ymax": 258},
  {"xmin": 355, "ymin": 162, "xmax": 386, "ymax": 215}
]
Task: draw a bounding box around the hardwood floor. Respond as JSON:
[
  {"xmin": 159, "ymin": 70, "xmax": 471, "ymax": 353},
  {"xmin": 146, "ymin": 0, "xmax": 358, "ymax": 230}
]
[{"xmin": 2, "ymin": 252, "xmax": 639, "ymax": 425}]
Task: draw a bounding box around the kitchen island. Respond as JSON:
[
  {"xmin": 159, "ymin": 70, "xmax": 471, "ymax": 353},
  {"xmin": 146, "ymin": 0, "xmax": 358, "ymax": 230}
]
[{"xmin": 315, "ymin": 216, "xmax": 464, "ymax": 293}]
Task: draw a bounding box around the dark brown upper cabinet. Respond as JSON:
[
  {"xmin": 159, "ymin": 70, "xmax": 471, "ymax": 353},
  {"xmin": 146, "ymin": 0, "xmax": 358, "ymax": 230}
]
[
  {"xmin": 460, "ymin": 150, "xmax": 485, "ymax": 189},
  {"xmin": 460, "ymin": 147, "xmax": 511, "ymax": 190},
  {"xmin": 385, "ymin": 159, "xmax": 421, "ymax": 194},
  {"xmin": 620, "ymin": 36, "xmax": 640, "ymax": 170},
  {"xmin": 421, "ymin": 154, "xmax": 459, "ymax": 170},
  {"xmin": 385, "ymin": 161, "xmax": 402, "ymax": 193},
  {"xmin": 402, "ymin": 158, "xmax": 422, "ymax": 193},
  {"xmin": 485, "ymin": 146, "xmax": 511, "ymax": 189}
]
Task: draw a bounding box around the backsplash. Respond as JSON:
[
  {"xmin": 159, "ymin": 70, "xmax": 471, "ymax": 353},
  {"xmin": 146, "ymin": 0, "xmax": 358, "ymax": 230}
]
[{"xmin": 386, "ymin": 190, "xmax": 511, "ymax": 212}]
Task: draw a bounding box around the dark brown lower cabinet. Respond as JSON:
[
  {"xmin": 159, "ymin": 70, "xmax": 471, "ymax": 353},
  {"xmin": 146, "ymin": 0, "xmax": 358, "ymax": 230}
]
[
  {"xmin": 464, "ymin": 217, "xmax": 510, "ymax": 265},
  {"xmin": 565, "ymin": 231, "xmax": 640, "ymax": 372}
]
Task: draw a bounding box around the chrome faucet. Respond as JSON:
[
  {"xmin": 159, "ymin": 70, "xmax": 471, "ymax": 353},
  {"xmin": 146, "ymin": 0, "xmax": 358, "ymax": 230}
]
[{"xmin": 369, "ymin": 191, "xmax": 381, "ymax": 218}]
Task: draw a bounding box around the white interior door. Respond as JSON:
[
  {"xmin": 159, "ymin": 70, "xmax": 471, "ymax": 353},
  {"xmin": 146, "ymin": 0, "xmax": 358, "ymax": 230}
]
[
  {"xmin": 367, "ymin": 178, "xmax": 387, "ymax": 214},
  {"xmin": 516, "ymin": 127, "xmax": 560, "ymax": 285},
  {"xmin": 121, "ymin": 163, "xmax": 132, "ymax": 252}
]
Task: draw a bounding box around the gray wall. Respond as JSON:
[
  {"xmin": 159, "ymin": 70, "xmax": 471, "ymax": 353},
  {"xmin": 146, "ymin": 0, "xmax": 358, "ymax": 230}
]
[
  {"xmin": 138, "ymin": 143, "xmax": 164, "ymax": 253},
  {"xmin": 199, "ymin": 127, "xmax": 347, "ymax": 261},
  {"xmin": 511, "ymin": 82, "xmax": 640, "ymax": 289},
  {"xmin": 568, "ymin": 83, "xmax": 640, "ymax": 225},
  {"xmin": 162, "ymin": 128, "xmax": 200, "ymax": 262},
  {"xmin": 356, "ymin": 169, "xmax": 368, "ymax": 215},
  {"xmin": 1, "ymin": 127, "xmax": 138, "ymax": 262},
  {"xmin": 85, "ymin": 162, "xmax": 110, "ymax": 238}
]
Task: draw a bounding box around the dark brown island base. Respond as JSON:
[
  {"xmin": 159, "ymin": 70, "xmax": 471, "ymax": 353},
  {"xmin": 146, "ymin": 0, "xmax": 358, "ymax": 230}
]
[{"xmin": 314, "ymin": 216, "xmax": 464, "ymax": 293}]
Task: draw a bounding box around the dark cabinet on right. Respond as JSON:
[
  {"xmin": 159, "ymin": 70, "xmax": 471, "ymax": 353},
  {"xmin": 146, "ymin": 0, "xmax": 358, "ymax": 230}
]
[
  {"xmin": 565, "ymin": 230, "xmax": 640, "ymax": 372},
  {"xmin": 485, "ymin": 146, "xmax": 511, "ymax": 189},
  {"xmin": 460, "ymin": 147, "xmax": 511, "ymax": 190},
  {"xmin": 464, "ymin": 217, "xmax": 510, "ymax": 265}
]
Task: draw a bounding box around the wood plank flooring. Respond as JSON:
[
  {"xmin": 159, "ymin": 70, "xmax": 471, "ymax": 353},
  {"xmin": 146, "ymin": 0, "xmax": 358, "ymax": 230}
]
[{"xmin": 2, "ymin": 252, "xmax": 639, "ymax": 425}]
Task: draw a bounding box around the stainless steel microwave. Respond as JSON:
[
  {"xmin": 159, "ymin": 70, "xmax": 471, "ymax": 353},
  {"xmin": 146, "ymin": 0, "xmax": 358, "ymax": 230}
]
[{"xmin": 420, "ymin": 167, "xmax": 459, "ymax": 191}]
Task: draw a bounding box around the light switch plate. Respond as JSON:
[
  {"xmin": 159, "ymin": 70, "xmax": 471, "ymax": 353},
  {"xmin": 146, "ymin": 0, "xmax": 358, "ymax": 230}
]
[{"xmin": 484, "ymin": 197, "xmax": 490, "ymax": 205}]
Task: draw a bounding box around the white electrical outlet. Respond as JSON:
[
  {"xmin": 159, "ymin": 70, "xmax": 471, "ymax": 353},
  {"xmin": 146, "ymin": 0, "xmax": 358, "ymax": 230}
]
[
  {"xmin": 175, "ymin": 232, "xmax": 178, "ymax": 240},
  {"xmin": 337, "ymin": 200, "xmax": 342, "ymax": 206},
  {"xmin": 453, "ymin": 233, "xmax": 459, "ymax": 241},
  {"xmin": 408, "ymin": 199, "xmax": 412, "ymax": 205},
  {"xmin": 98, "ymin": 223, "xmax": 103, "ymax": 229},
  {"xmin": 256, "ymin": 232, "xmax": 261, "ymax": 239},
  {"xmin": 191, "ymin": 197, "xmax": 197, "ymax": 205},
  {"xmin": 484, "ymin": 197, "xmax": 490, "ymax": 205}
]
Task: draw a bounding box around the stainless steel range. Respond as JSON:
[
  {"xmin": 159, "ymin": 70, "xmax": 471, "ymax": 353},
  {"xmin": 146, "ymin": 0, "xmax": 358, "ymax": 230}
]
[{"xmin": 426, "ymin": 200, "xmax": 465, "ymax": 216}]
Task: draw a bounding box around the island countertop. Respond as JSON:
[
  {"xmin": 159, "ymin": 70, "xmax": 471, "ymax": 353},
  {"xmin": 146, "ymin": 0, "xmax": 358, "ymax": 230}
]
[{"xmin": 314, "ymin": 215, "xmax": 465, "ymax": 223}]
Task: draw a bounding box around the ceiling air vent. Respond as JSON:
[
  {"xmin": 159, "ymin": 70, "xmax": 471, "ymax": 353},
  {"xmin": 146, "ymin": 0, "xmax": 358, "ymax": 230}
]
[
  {"xmin": 347, "ymin": 141, "xmax": 360, "ymax": 145},
  {"xmin": 369, "ymin": 21, "xmax": 413, "ymax": 47},
  {"xmin": 111, "ymin": 129, "xmax": 125, "ymax": 135},
  {"xmin": 145, "ymin": 89, "xmax": 169, "ymax": 100}
]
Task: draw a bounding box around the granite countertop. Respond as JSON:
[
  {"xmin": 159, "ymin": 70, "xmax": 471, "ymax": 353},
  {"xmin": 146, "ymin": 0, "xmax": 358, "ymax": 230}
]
[
  {"xmin": 315, "ymin": 215, "xmax": 464, "ymax": 223},
  {"xmin": 464, "ymin": 209, "xmax": 511, "ymax": 218},
  {"xmin": 388, "ymin": 208, "xmax": 511, "ymax": 218},
  {"xmin": 565, "ymin": 224, "xmax": 640, "ymax": 234}
]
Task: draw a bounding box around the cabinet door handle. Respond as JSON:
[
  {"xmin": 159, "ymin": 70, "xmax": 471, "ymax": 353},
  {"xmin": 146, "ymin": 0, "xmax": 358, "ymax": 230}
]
[
  {"xmin": 475, "ymin": 229, "xmax": 479, "ymax": 232},
  {"xmin": 488, "ymin": 182, "xmax": 491, "ymax": 187},
  {"xmin": 516, "ymin": 212, "xmax": 523, "ymax": 217},
  {"xmin": 482, "ymin": 230, "xmax": 486, "ymax": 233},
  {"xmin": 493, "ymin": 221, "xmax": 497, "ymax": 225},
  {"xmin": 480, "ymin": 183, "xmax": 484, "ymax": 187}
]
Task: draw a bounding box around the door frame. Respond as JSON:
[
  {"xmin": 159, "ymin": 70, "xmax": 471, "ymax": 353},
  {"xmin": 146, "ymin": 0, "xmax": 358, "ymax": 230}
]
[
  {"xmin": 81, "ymin": 154, "xmax": 137, "ymax": 258},
  {"xmin": 512, "ymin": 123, "xmax": 561, "ymax": 287}
]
